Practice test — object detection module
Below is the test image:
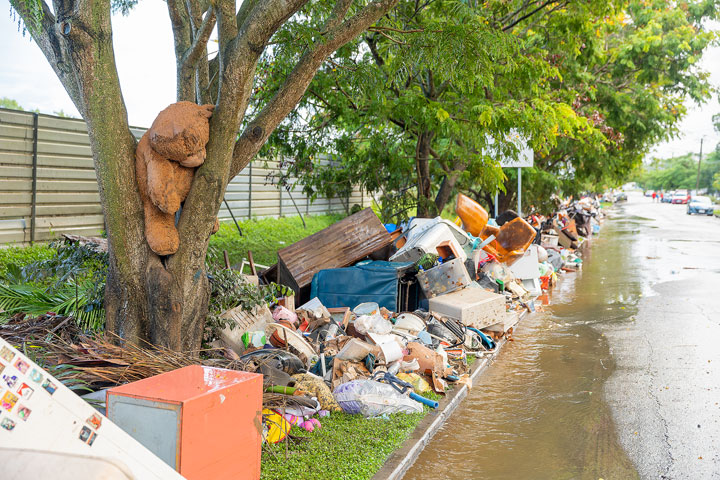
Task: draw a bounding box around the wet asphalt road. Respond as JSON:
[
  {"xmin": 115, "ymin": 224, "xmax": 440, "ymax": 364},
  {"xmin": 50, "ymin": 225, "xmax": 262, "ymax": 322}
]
[
  {"xmin": 404, "ymin": 191, "xmax": 720, "ymax": 480},
  {"xmin": 603, "ymin": 192, "xmax": 720, "ymax": 479}
]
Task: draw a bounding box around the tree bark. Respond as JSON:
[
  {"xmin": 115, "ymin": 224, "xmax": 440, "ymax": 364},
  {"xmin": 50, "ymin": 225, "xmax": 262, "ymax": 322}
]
[{"xmin": 416, "ymin": 131, "xmax": 434, "ymax": 217}]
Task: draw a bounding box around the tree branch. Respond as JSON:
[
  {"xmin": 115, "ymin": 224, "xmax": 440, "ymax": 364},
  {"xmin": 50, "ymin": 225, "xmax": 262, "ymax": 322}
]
[
  {"xmin": 182, "ymin": 7, "xmax": 216, "ymax": 69},
  {"xmin": 229, "ymin": 0, "xmax": 401, "ymax": 180}
]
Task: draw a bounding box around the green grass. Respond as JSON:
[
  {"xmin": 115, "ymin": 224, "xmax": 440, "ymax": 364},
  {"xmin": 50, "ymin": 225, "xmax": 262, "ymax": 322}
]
[
  {"xmin": 208, "ymin": 214, "xmax": 345, "ymax": 268},
  {"xmin": 262, "ymin": 410, "xmax": 424, "ymax": 480},
  {"xmin": 600, "ymin": 201, "xmax": 613, "ymax": 209},
  {"xmin": 0, "ymin": 244, "xmax": 56, "ymax": 277},
  {"xmin": 261, "ymin": 390, "xmax": 443, "ymax": 480}
]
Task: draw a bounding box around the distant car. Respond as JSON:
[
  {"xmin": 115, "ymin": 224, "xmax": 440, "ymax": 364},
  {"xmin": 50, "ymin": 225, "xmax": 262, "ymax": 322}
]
[
  {"xmin": 644, "ymin": 190, "xmax": 654, "ymax": 197},
  {"xmin": 672, "ymin": 189, "xmax": 690, "ymax": 204},
  {"xmin": 661, "ymin": 191, "xmax": 674, "ymax": 203},
  {"xmin": 687, "ymin": 196, "xmax": 715, "ymax": 216},
  {"xmin": 614, "ymin": 192, "xmax": 628, "ymax": 201}
]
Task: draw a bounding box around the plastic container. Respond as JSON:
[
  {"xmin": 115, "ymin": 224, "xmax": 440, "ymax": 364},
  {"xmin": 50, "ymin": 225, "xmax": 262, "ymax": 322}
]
[
  {"xmin": 335, "ymin": 338, "xmax": 375, "ymax": 362},
  {"xmin": 455, "ymin": 193, "xmax": 489, "ymax": 236}
]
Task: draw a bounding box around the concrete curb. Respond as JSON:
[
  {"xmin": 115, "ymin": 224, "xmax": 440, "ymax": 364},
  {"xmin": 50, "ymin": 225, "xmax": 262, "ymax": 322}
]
[{"xmin": 372, "ymin": 312, "xmax": 527, "ymax": 480}]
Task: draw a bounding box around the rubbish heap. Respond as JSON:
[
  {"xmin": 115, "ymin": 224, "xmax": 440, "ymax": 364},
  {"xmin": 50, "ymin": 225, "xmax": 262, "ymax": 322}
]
[
  {"xmin": 217, "ymin": 193, "xmax": 605, "ymax": 444},
  {"xmin": 0, "ymin": 193, "xmax": 605, "ymax": 479}
]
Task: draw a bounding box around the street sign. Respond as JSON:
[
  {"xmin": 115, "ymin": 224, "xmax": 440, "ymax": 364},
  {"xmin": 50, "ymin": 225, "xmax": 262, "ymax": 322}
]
[{"xmin": 499, "ymin": 131, "xmax": 534, "ymax": 168}]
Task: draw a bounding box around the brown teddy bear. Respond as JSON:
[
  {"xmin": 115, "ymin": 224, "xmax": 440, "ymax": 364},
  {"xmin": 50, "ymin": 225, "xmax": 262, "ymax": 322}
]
[{"xmin": 135, "ymin": 101, "xmax": 217, "ymax": 256}]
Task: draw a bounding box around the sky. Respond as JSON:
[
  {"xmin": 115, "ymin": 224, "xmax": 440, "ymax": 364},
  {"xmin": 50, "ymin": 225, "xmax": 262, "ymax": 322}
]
[{"xmin": 1, "ymin": 1, "xmax": 719, "ymax": 157}]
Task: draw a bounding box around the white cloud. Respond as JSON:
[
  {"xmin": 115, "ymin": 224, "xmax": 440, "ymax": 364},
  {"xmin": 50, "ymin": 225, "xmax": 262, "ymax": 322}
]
[{"xmin": 0, "ymin": 0, "xmax": 177, "ymax": 127}]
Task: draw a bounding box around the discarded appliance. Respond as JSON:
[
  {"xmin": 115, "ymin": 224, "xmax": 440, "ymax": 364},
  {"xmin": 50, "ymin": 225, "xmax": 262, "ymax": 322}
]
[
  {"xmin": 428, "ymin": 284, "xmax": 506, "ymax": 329},
  {"xmin": 107, "ymin": 365, "xmax": 262, "ymax": 480},
  {"xmin": 416, "ymin": 258, "xmax": 472, "ymax": 298},
  {"xmin": 276, "ymin": 208, "xmax": 392, "ymax": 299},
  {"xmin": 0, "ymin": 338, "xmax": 184, "ymax": 480},
  {"xmin": 390, "ymin": 217, "xmax": 472, "ymax": 263},
  {"xmin": 508, "ymin": 245, "xmax": 542, "ymax": 295}
]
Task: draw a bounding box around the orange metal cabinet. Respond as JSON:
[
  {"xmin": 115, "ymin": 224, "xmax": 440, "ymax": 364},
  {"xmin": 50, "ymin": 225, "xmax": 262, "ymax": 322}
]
[{"xmin": 107, "ymin": 365, "xmax": 262, "ymax": 480}]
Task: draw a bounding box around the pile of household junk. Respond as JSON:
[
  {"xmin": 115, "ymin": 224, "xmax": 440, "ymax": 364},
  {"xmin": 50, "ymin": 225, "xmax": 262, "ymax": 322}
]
[{"xmin": 220, "ymin": 193, "xmax": 603, "ymax": 443}]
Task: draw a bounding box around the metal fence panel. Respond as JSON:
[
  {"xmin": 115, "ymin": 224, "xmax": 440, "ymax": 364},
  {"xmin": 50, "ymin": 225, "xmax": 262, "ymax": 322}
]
[{"xmin": 0, "ymin": 108, "xmax": 366, "ymax": 245}]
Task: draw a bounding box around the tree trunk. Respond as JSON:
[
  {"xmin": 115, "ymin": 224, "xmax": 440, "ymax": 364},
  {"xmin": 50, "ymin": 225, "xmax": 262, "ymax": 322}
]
[
  {"xmin": 416, "ymin": 131, "xmax": 434, "ymax": 217},
  {"xmin": 14, "ymin": 0, "xmax": 399, "ymax": 351}
]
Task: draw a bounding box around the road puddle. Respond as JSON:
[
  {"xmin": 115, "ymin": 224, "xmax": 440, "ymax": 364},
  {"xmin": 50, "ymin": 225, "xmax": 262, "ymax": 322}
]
[{"xmin": 404, "ymin": 216, "xmax": 640, "ymax": 480}]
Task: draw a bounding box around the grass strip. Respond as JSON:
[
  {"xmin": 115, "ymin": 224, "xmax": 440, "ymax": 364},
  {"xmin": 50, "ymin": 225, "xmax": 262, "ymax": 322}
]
[
  {"xmin": 209, "ymin": 214, "xmax": 345, "ymax": 268},
  {"xmin": 262, "ymin": 392, "xmax": 441, "ymax": 480}
]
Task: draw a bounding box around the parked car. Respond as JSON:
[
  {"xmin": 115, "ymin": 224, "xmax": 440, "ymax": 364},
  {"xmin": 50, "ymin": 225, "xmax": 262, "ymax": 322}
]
[
  {"xmin": 671, "ymin": 189, "xmax": 690, "ymax": 204},
  {"xmin": 644, "ymin": 190, "xmax": 654, "ymax": 197},
  {"xmin": 614, "ymin": 192, "xmax": 628, "ymax": 202},
  {"xmin": 661, "ymin": 190, "xmax": 674, "ymax": 203},
  {"xmin": 687, "ymin": 196, "xmax": 715, "ymax": 216}
]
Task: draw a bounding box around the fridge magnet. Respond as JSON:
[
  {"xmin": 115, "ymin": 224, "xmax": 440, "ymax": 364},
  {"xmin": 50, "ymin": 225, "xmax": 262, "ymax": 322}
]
[
  {"xmin": 2, "ymin": 374, "xmax": 18, "ymax": 389},
  {"xmin": 0, "ymin": 417, "xmax": 16, "ymax": 431},
  {"xmin": 29, "ymin": 368, "xmax": 43, "ymax": 384},
  {"xmin": 0, "ymin": 347, "xmax": 14, "ymax": 363},
  {"xmin": 16, "ymin": 405, "xmax": 31, "ymax": 421},
  {"xmin": 87, "ymin": 413, "xmax": 102, "ymax": 430},
  {"xmin": 79, "ymin": 425, "xmax": 96, "ymax": 444},
  {"xmin": 41, "ymin": 379, "xmax": 57, "ymax": 395},
  {"xmin": 17, "ymin": 383, "xmax": 33, "ymax": 399},
  {"xmin": 1, "ymin": 391, "xmax": 18, "ymax": 411},
  {"xmin": 13, "ymin": 359, "xmax": 29, "ymax": 375}
]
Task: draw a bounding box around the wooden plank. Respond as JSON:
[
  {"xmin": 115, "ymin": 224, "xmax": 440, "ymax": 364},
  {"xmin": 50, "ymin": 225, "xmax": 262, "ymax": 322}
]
[
  {"xmin": 0, "ymin": 166, "xmax": 95, "ymax": 180},
  {"xmin": 276, "ymin": 208, "xmax": 391, "ymax": 291},
  {"xmin": 37, "ymin": 140, "xmax": 92, "ymax": 157},
  {"xmin": 36, "ymin": 179, "xmax": 99, "ymax": 192},
  {"xmin": 37, "ymin": 128, "xmax": 91, "ymax": 145}
]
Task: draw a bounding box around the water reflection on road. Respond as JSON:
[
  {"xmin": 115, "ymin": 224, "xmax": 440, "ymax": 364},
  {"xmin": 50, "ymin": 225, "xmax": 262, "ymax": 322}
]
[{"xmin": 404, "ymin": 210, "xmax": 640, "ymax": 480}]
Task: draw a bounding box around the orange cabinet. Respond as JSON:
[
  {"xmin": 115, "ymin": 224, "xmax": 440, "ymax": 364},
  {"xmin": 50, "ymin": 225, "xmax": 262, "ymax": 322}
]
[{"xmin": 107, "ymin": 365, "xmax": 262, "ymax": 480}]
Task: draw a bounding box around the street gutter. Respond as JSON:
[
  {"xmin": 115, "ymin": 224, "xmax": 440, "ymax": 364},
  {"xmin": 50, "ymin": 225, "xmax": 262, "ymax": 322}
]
[{"xmin": 372, "ymin": 311, "xmax": 530, "ymax": 480}]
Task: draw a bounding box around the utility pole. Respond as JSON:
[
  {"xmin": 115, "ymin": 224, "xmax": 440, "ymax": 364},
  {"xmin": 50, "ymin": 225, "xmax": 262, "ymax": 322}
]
[{"xmin": 695, "ymin": 137, "xmax": 704, "ymax": 194}]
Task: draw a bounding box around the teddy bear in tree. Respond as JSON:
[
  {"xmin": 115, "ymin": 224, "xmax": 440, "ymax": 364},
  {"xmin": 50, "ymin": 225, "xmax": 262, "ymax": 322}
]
[{"xmin": 135, "ymin": 101, "xmax": 218, "ymax": 255}]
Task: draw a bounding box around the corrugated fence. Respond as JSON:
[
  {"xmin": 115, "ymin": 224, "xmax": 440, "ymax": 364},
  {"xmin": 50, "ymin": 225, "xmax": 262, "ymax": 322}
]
[{"xmin": 0, "ymin": 108, "xmax": 365, "ymax": 245}]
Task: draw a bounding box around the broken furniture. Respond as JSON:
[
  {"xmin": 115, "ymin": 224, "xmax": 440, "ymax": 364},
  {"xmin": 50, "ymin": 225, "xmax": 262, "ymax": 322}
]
[
  {"xmin": 455, "ymin": 193, "xmax": 489, "ymax": 236},
  {"xmin": 310, "ymin": 260, "xmax": 420, "ymax": 312},
  {"xmin": 277, "ymin": 208, "xmax": 392, "ymax": 301},
  {"xmin": 107, "ymin": 365, "xmax": 262, "ymax": 480},
  {"xmin": 481, "ymin": 217, "xmax": 537, "ymax": 265}
]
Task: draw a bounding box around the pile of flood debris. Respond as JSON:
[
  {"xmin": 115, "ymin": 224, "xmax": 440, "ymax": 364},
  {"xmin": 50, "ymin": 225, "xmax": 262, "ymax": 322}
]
[
  {"xmin": 0, "ymin": 193, "xmax": 604, "ymax": 478},
  {"xmin": 209, "ymin": 193, "xmax": 604, "ymax": 441}
]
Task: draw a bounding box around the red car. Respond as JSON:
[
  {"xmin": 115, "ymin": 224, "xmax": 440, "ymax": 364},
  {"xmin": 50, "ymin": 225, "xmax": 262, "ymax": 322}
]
[{"xmin": 671, "ymin": 190, "xmax": 690, "ymax": 204}]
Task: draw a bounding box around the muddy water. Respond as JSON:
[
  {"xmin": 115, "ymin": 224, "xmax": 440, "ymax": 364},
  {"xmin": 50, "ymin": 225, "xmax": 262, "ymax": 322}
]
[{"xmin": 404, "ymin": 216, "xmax": 641, "ymax": 480}]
